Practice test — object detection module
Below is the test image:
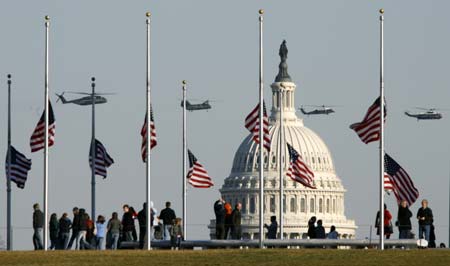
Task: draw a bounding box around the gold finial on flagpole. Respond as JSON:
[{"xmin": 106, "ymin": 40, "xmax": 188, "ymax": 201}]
[
  {"xmin": 379, "ymin": 9, "xmax": 384, "ymax": 14},
  {"xmin": 259, "ymin": 9, "xmax": 264, "ymax": 15},
  {"xmin": 146, "ymin": 12, "xmax": 151, "ymax": 17},
  {"xmin": 182, "ymin": 80, "xmax": 187, "ymax": 85},
  {"xmin": 45, "ymin": 15, "xmax": 50, "ymax": 21}
]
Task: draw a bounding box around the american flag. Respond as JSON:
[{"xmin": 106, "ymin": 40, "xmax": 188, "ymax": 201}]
[
  {"xmin": 350, "ymin": 97, "xmax": 386, "ymax": 144},
  {"xmin": 286, "ymin": 143, "xmax": 316, "ymax": 189},
  {"xmin": 245, "ymin": 101, "xmax": 271, "ymax": 151},
  {"xmin": 187, "ymin": 150, "xmax": 213, "ymax": 188},
  {"xmin": 30, "ymin": 101, "xmax": 55, "ymax": 152},
  {"xmin": 89, "ymin": 139, "xmax": 114, "ymax": 178},
  {"xmin": 5, "ymin": 146, "xmax": 32, "ymax": 189},
  {"xmin": 384, "ymin": 153, "xmax": 419, "ymax": 206},
  {"xmin": 141, "ymin": 106, "xmax": 157, "ymax": 162}
]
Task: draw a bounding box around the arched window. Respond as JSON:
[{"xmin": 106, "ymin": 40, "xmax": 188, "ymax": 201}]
[
  {"xmin": 242, "ymin": 197, "xmax": 246, "ymax": 213},
  {"xmin": 319, "ymin": 198, "xmax": 323, "ymax": 213},
  {"xmin": 310, "ymin": 198, "xmax": 315, "ymax": 213},
  {"xmin": 300, "ymin": 198, "xmax": 306, "ymax": 213},
  {"xmin": 290, "ymin": 197, "xmax": 297, "ymax": 213},
  {"xmin": 270, "ymin": 195, "xmax": 276, "ymax": 213},
  {"xmin": 250, "ymin": 197, "xmax": 256, "ymax": 214},
  {"xmin": 326, "ymin": 198, "xmax": 330, "ymax": 213},
  {"xmin": 283, "ymin": 196, "xmax": 287, "ymax": 213},
  {"xmin": 333, "ymin": 199, "xmax": 336, "ymax": 214}
]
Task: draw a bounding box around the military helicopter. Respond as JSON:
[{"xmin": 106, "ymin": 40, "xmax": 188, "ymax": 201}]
[
  {"xmin": 180, "ymin": 100, "xmax": 212, "ymax": 111},
  {"xmin": 404, "ymin": 108, "xmax": 444, "ymax": 121},
  {"xmin": 55, "ymin": 92, "xmax": 114, "ymax": 106},
  {"xmin": 299, "ymin": 105, "xmax": 337, "ymax": 116}
]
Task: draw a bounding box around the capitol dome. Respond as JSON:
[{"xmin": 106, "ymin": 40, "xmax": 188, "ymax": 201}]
[{"xmin": 210, "ymin": 40, "xmax": 356, "ymax": 240}]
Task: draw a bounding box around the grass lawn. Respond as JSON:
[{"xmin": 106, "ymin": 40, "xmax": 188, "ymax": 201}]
[{"xmin": 0, "ymin": 249, "xmax": 449, "ymax": 266}]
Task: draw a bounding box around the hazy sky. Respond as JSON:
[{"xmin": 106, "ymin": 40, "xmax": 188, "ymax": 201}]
[{"xmin": 1, "ymin": 0, "xmax": 449, "ymax": 250}]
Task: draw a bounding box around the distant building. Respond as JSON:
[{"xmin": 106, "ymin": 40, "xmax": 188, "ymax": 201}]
[{"xmin": 209, "ymin": 40, "xmax": 356, "ymax": 239}]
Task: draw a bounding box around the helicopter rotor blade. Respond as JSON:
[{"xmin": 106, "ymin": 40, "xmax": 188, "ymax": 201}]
[
  {"xmin": 66, "ymin": 91, "xmax": 115, "ymax": 95},
  {"xmin": 302, "ymin": 105, "xmax": 342, "ymax": 108}
]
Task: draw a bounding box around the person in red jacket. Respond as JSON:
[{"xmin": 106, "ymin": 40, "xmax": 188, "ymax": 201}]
[
  {"xmin": 224, "ymin": 202, "xmax": 233, "ymax": 239},
  {"xmin": 375, "ymin": 204, "xmax": 393, "ymax": 239}
]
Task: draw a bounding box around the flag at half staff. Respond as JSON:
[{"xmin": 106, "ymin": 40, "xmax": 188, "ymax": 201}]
[
  {"xmin": 187, "ymin": 150, "xmax": 213, "ymax": 188},
  {"xmin": 245, "ymin": 101, "xmax": 271, "ymax": 151},
  {"xmin": 30, "ymin": 101, "xmax": 55, "ymax": 152},
  {"xmin": 350, "ymin": 97, "xmax": 386, "ymax": 144},
  {"xmin": 141, "ymin": 106, "xmax": 157, "ymax": 162},
  {"xmin": 384, "ymin": 153, "xmax": 419, "ymax": 206},
  {"xmin": 5, "ymin": 146, "xmax": 32, "ymax": 189},
  {"xmin": 286, "ymin": 143, "xmax": 316, "ymax": 189},
  {"xmin": 89, "ymin": 139, "xmax": 114, "ymax": 178}
]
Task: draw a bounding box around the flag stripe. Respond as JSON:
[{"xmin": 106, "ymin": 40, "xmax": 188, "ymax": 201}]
[
  {"xmin": 384, "ymin": 153, "xmax": 419, "ymax": 206},
  {"xmin": 187, "ymin": 150, "xmax": 213, "ymax": 188},
  {"xmin": 30, "ymin": 102, "xmax": 55, "ymax": 152},
  {"xmin": 286, "ymin": 143, "xmax": 316, "ymax": 189},
  {"xmin": 245, "ymin": 101, "xmax": 271, "ymax": 151},
  {"xmin": 89, "ymin": 139, "xmax": 114, "ymax": 178},
  {"xmin": 5, "ymin": 146, "xmax": 32, "ymax": 189},
  {"xmin": 141, "ymin": 106, "xmax": 157, "ymax": 162},
  {"xmin": 350, "ymin": 97, "xmax": 386, "ymax": 144}
]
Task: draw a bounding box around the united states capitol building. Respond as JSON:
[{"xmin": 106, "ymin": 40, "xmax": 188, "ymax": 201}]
[{"xmin": 209, "ymin": 40, "xmax": 356, "ymax": 239}]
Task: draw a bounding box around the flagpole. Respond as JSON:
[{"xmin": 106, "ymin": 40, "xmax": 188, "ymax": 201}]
[
  {"xmin": 182, "ymin": 80, "xmax": 187, "ymax": 240},
  {"xmin": 258, "ymin": 9, "xmax": 264, "ymax": 248},
  {"xmin": 379, "ymin": 8, "xmax": 385, "ymax": 251},
  {"xmin": 145, "ymin": 12, "xmax": 152, "ymax": 250},
  {"xmin": 6, "ymin": 74, "xmax": 12, "ymax": 250},
  {"xmin": 91, "ymin": 77, "xmax": 96, "ymax": 221},
  {"xmin": 279, "ymin": 84, "xmax": 284, "ymax": 240},
  {"xmin": 43, "ymin": 15, "xmax": 50, "ymax": 251}
]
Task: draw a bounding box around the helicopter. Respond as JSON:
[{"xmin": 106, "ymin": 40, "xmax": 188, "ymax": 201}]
[
  {"xmin": 299, "ymin": 105, "xmax": 336, "ymax": 115},
  {"xmin": 180, "ymin": 100, "xmax": 212, "ymax": 111},
  {"xmin": 404, "ymin": 108, "xmax": 443, "ymax": 121},
  {"xmin": 55, "ymin": 92, "xmax": 113, "ymax": 106}
]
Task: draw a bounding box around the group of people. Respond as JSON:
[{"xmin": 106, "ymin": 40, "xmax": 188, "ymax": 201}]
[
  {"xmin": 307, "ymin": 216, "xmax": 339, "ymax": 239},
  {"xmin": 375, "ymin": 199, "xmax": 436, "ymax": 247},
  {"xmin": 30, "ymin": 197, "xmax": 440, "ymax": 250},
  {"xmin": 214, "ymin": 198, "xmax": 242, "ymax": 240},
  {"xmin": 214, "ymin": 197, "xmax": 339, "ymax": 240},
  {"xmin": 32, "ymin": 201, "xmax": 184, "ymax": 250}
]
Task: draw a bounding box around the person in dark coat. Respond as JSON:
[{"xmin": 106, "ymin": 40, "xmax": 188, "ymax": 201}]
[
  {"xmin": 49, "ymin": 213, "xmax": 59, "ymax": 250},
  {"xmin": 231, "ymin": 203, "xmax": 242, "ymax": 240},
  {"xmin": 428, "ymin": 223, "xmax": 436, "ymax": 248},
  {"xmin": 76, "ymin": 208, "xmax": 91, "ymax": 249},
  {"xmin": 121, "ymin": 204, "xmax": 135, "ymax": 241},
  {"xmin": 129, "ymin": 206, "xmax": 138, "ymax": 241},
  {"xmin": 138, "ymin": 202, "xmax": 155, "ymax": 249},
  {"xmin": 67, "ymin": 207, "xmax": 79, "ymax": 249},
  {"xmin": 214, "ymin": 198, "xmax": 226, "ymax": 239},
  {"xmin": 307, "ymin": 216, "xmax": 317, "ymax": 239},
  {"xmin": 417, "ymin": 199, "xmax": 433, "ymax": 242},
  {"xmin": 264, "ymin": 216, "xmax": 278, "ymax": 239},
  {"xmin": 158, "ymin": 201, "xmax": 177, "ymax": 241},
  {"xmin": 58, "ymin": 212, "xmax": 72, "ymax": 250},
  {"xmin": 397, "ymin": 200, "xmax": 412, "ymax": 239},
  {"xmin": 32, "ymin": 203, "xmax": 44, "ymax": 250},
  {"xmin": 315, "ymin": 219, "xmax": 326, "ymax": 239}
]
